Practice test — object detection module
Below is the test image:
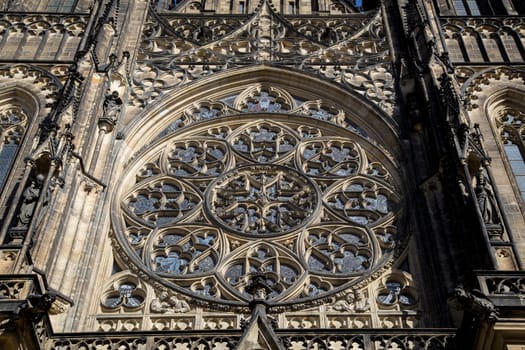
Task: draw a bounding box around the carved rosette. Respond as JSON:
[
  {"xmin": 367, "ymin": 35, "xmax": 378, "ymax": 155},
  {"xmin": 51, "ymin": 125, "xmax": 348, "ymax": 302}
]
[
  {"xmin": 207, "ymin": 164, "xmax": 319, "ymax": 236},
  {"xmin": 113, "ymin": 115, "xmax": 401, "ymax": 307}
]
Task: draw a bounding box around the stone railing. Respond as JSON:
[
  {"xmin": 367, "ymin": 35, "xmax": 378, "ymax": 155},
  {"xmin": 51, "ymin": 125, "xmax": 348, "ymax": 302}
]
[
  {"xmin": 0, "ymin": 274, "xmax": 457, "ymax": 349},
  {"xmin": 477, "ymin": 271, "xmax": 525, "ymax": 308},
  {"xmin": 44, "ymin": 329, "xmax": 456, "ymax": 350}
]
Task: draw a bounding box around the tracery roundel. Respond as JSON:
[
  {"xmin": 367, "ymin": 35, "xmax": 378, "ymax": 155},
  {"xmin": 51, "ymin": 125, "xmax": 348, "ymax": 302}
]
[{"xmin": 114, "ymin": 115, "xmax": 402, "ymax": 307}]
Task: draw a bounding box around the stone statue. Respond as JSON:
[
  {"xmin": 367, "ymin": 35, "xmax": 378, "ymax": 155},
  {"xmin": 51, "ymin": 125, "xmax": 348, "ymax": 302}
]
[
  {"xmin": 15, "ymin": 176, "xmax": 43, "ymax": 228},
  {"xmin": 150, "ymin": 291, "xmax": 190, "ymax": 313},
  {"xmin": 103, "ymin": 91, "xmax": 123, "ymax": 122},
  {"xmin": 475, "ymin": 171, "xmax": 499, "ymax": 225},
  {"xmin": 354, "ymin": 289, "xmax": 371, "ymax": 312}
]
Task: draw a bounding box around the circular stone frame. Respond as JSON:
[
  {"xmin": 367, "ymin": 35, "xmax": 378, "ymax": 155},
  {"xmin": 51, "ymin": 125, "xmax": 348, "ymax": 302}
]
[{"xmin": 205, "ymin": 164, "xmax": 321, "ymax": 237}]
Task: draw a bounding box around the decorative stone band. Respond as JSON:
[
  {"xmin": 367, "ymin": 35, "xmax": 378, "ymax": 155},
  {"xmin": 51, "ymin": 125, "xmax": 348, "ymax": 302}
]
[{"xmin": 43, "ymin": 328, "xmax": 456, "ymax": 350}]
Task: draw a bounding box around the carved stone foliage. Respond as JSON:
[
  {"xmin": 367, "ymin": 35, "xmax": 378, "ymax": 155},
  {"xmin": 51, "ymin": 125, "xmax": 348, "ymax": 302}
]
[
  {"xmin": 131, "ymin": 1, "xmax": 394, "ymax": 115},
  {"xmin": 207, "ymin": 165, "xmax": 318, "ymax": 235},
  {"xmin": 459, "ymin": 67, "xmax": 525, "ymax": 111},
  {"xmin": 0, "ymin": 13, "xmax": 88, "ymax": 60},
  {"xmin": 113, "ymin": 115, "xmax": 401, "ymax": 308}
]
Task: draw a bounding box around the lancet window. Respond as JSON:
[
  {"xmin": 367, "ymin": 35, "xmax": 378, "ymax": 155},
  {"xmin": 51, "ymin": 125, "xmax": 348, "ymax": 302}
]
[
  {"xmin": 0, "ymin": 106, "xmax": 28, "ymax": 191},
  {"xmin": 497, "ymin": 109, "xmax": 525, "ymax": 201}
]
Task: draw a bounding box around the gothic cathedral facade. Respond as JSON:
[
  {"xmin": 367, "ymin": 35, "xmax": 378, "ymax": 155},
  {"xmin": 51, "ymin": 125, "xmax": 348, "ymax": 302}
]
[{"xmin": 0, "ymin": 0, "xmax": 524, "ymax": 348}]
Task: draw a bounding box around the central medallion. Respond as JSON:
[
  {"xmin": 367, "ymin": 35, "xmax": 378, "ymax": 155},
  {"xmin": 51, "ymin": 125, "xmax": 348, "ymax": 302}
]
[{"xmin": 206, "ymin": 164, "xmax": 319, "ymax": 236}]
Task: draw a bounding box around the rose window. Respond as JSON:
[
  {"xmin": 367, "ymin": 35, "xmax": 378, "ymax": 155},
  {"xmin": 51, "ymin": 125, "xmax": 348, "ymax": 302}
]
[{"xmin": 113, "ymin": 116, "xmax": 401, "ymax": 307}]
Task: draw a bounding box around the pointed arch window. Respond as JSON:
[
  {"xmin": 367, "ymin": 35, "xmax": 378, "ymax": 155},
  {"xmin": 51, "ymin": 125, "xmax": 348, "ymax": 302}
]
[
  {"xmin": 0, "ymin": 106, "xmax": 28, "ymax": 191},
  {"xmin": 497, "ymin": 109, "xmax": 525, "ymax": 201}
]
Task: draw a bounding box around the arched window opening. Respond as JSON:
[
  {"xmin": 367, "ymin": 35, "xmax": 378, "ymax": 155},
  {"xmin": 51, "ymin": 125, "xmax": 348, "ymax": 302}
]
[
  {"xmin": 497, "ymin": 109, "xmax": 525, "ymax": 201},
  {"xmin": 452, "ymin": 0, "xmax": 481, "ymax": 15},
  {"xmin": 500, "ymin": 30, "xmax": 524, "ymax": 62},
  {"xmin": 462, "ymin": 30, "xmax": 484, "ymax": 62},
  {"xmin": 0, "ymin": 106, "xmax": 28, "ymax": 192}
]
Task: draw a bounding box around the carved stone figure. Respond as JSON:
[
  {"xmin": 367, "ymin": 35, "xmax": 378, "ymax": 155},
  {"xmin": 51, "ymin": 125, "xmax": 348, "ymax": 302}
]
[
  {"xmin": 150, "ymin": 291, "xmax": 190, "ymax": 313},
  {"xmin": 452, "ymin": 286, "xmax": 499, "ymax": 322},
  {"xmin": 475, "ymin": 172, "xmax": 500, "ymax": 225},
  {"xmin": 102, "ymin": 91, "xmax": 123, "ymax": 123},
  {"xmin": 332, "ymin": 289, "xmax": 370, "ymax": 312},
  {"xmin": 332, "ymin": 293, "xmax": 354, "ymax": 312},
  {"xmin": 354, "ymin": 289, "xmax": 371, "ymax": 312},
  {"xmin": 15, "ymin": 176, "xmax": 43, "ymax": 228}
]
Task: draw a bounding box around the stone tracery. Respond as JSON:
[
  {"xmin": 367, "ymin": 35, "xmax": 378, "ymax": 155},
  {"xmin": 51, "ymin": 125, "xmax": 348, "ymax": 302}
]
[
  {"xmin": 0, "ymin": 106, "xmax": 28, "ymax": 188},
  {"xmin": 114, "ymin": 114, "xmax": 402, "ymax": 307},
  {"xmin": 130, "ymin": 2, "xmax": 395, "ymax": 115},
  {"xmin": 208, "ymin": 165, "xmax": 318, "ymax": 235}
]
